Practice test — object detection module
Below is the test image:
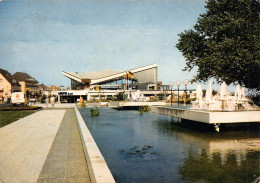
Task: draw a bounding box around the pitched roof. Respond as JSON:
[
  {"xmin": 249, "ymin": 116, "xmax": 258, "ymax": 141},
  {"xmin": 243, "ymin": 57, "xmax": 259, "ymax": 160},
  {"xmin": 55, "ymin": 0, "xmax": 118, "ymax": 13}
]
[
  {"xmin": 12, "ymin": 72, "xmax": 38, "ymax": 83},
  {"xmin": 0, "ymin": 68, "xmax": 21, "ymax": 86}
]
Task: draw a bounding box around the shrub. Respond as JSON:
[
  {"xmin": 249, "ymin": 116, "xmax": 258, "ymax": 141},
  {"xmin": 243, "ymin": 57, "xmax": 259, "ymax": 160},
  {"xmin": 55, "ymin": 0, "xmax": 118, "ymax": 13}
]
[
  {"xmin": 114, "ymin": 92, "xmax": 127, "ymax": 101},
  {"xmin": 80, "ymin": 102, "xmax": 86, "ymax": 108},
  {"xmin": 90, "ymin": 107, "xmax": 100, "ymax": 117},
  {"xmin": 139, "ymin": 106, "xmax": 150, "ymax": 115}
]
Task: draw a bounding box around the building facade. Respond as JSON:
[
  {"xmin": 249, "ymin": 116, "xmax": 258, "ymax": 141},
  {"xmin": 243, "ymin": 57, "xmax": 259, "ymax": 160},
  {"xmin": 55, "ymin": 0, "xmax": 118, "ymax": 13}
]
[
  {"xmin": 0, "ymin": 69, "xmax": 21, "ymax": 102},
  {"xmin": 12, "ymin": 72, "xmax": 39, "ymax": 97},
  {"xmin": 62, "ymin": 64, "xmax": 158, "ymax": 91},
  {"xmin": 57, "ymin": 64, "xmax": 165, "ymax": 102}
]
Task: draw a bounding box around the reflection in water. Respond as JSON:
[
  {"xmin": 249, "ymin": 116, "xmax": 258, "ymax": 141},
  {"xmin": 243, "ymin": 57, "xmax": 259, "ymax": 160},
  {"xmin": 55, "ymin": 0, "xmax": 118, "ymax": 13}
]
[
  {"xmin": 153, "ymin": 120, "xmax": 260, "ymax": 183},
  {"xmin": 180, "ymin": 150, "xmax": 259, "ymax": 183},
  {"xmin": 79, "ymin": 108, "xmax": 260, "ymax": 183}
]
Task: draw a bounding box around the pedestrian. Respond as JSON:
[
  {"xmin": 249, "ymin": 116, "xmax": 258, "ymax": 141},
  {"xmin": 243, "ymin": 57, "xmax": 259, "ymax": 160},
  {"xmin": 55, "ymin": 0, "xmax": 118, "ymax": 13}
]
[
  {"xmin": 45, "ymin": 97, "xmax": 49, "ymax": 108},
  {"xmin": 51, "ymin": 96, "xmax": 55, "ymax": 107}
]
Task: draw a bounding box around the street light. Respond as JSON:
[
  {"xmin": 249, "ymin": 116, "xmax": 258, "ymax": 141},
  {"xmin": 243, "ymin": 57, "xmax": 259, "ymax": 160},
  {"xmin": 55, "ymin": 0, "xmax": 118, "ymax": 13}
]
[
  {"xmin": 183, "ymin": 79, "xmax": 189, "ymax": 105},
  {"xmin": 176, "ymin": 80, "xmax": 181, "ymax": 106},
  {"xmin": 169, "ymin": 82, "xmax": 174, "ymax": 106}
]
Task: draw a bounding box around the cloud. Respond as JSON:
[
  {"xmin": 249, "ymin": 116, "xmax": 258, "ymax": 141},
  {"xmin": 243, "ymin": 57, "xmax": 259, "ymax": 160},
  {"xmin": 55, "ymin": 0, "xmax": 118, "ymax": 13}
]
[{"xmin": 0, "ymin": 0, "xmax": 206, "ymax": 87}]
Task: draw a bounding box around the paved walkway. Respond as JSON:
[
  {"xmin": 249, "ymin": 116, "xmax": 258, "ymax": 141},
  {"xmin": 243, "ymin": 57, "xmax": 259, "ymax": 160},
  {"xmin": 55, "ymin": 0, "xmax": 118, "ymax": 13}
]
[
  {"xmin": 37, "ymin": 109, "xmax": 90, "ymax": 183},
  {"xmin": 0, "ymin": 109, "xmax": 90, "ymax": 183},
  {"xmin": 33, "ymin": 103, "xmax": 76, "ymax": 109},
  {"xmin": 0, "ymin": 110, "xmax": 65, "ymax": 183}
]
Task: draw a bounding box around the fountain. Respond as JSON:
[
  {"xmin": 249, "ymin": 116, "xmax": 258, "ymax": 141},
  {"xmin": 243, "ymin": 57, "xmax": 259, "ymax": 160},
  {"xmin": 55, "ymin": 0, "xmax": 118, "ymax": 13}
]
[
  {"xmin": 219, "ymin": 81, "xmax": 229, "ymax": 99},
  {"xmin": 192, "ymin": 82, "xmax": 257, "ymax": 111},
  {"xmin": 127, "ymin": 89, "xmax": 146, "ymax": 101},
  {"xmin": 192, "ymin": 83, "xmax": 203, "ymax": 109},
  {"xmin": 205, "ymin": 81, "xmax": 213, "ymax": 102},
  {"xmin": 152, "ymin": 81, "xmax": 259, "ymax": 132}
]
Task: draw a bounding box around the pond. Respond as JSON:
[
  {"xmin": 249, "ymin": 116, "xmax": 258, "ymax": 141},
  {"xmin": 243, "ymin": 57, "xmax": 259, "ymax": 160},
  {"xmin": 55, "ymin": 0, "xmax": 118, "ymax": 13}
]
[{"xmin": 79, "ymin": 107, "xmax": 260, "ymax": 183}]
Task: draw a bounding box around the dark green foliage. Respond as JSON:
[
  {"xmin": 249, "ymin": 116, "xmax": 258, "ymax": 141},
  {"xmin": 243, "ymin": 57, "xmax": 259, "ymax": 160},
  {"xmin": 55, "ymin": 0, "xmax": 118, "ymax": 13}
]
[
  {"xmin": 114, "ymin": 92, "xmax": 127, "ymax": 101},
  {"xmin": 90, "ymin": 107, "xmax": 100, "ymax": 117},
  {"xmin": 176, "ymin": 0, "xmax": 260, "ymax": 89},
  {"xmin": 139, "ymin": 106, "xmax": 150, "ymax": 115},
  {"xmin": 80, "ymin": 102, "xmax": 86, "ymax": 108},
  {"xmin": 119, "ymin": 145, "xmax": 159, "ymax": 155},
  {"xmin": 40, "ymin": 94, "xmax": 47, "ymax": 103},
  {"xmin": 180, "ymin": 150, "xmax": 260, "ymax": 183},
  {"xmin": 41, "ymin": 94, "xmax": 46, "ymax": 100},
  {"xmin": 0, "ymin": 106, "xmax": 41, "ymax": 111},
  {"xmin": 26, "ymin": 90, "xmax": 30, "ymax": 98}
]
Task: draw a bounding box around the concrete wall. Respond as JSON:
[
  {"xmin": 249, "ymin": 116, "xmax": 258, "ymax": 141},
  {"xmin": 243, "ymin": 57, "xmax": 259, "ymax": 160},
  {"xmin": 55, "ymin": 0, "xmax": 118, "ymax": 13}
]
[
  {"xmin": 151, "ymin": 106, "xmax": 260, "ymax": 124},
  {"xmin": 75, "ymin": 107, "xmax": 115, "ymax": 183}
]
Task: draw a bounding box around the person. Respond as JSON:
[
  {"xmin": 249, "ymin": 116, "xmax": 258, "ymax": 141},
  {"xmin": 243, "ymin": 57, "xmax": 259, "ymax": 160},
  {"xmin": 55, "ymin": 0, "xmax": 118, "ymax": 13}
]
[
  {"xmin": 45, "ymin": 97, "xmax": 49, "ymax": 108},
  {"xmin": 50, "ymin": 96, "xmax": 55, "ymax": 107},
  {"xmin": 80, "ymin": 96, "xmax": 83, "ymax": 104},
  {"xmin": 4, "ymin": 96, "xmax": 7, "ymax": 103}
]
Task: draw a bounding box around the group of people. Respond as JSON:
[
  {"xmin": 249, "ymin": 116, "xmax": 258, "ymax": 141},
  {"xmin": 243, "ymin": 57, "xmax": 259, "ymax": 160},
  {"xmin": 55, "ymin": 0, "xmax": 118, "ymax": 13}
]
[{"xmin": 45, "ymin": 96, "xmax": 56, "ymax": 108}]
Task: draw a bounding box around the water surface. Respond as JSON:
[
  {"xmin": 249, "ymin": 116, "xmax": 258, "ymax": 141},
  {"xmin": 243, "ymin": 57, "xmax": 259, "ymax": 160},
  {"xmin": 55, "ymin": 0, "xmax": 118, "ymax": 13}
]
[{"xmin": 79, "ymin": 107, "xmax": 260, "ymax": 183}]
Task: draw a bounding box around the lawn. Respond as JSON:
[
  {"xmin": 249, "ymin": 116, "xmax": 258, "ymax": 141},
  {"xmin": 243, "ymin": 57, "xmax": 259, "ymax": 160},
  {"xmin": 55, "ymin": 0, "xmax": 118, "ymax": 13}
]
[{"xmin": 0, "ymin": 111, "xmax": 36, "ymax": 128}]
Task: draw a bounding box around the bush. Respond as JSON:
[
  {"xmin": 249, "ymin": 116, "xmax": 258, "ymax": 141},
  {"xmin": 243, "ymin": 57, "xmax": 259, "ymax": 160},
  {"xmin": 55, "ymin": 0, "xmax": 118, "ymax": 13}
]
[
  {"xmin": 90, "ymin": 107, "xmax": 100, "ymax": 117},
  {"xmin": 114, "ymin": 92, "xmax": 127, "ymax": 101},
  {"xmin": 80, "ymin": 102, "xmax": 86, "ymax": 108},
  {"xmin": 139, "ymin": 106, "xmax": 150, "ymax": 115}
]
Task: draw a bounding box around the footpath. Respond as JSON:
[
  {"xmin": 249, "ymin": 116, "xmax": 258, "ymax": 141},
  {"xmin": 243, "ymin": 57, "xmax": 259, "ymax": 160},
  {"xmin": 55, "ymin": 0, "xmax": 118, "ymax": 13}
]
[
  {"xmin": 37, "ymin": 109, "xmax": 90, "ymax": 183},
  {"xmin": 0, "ymin": 108, "xmax": 90, "ymax": 183}
]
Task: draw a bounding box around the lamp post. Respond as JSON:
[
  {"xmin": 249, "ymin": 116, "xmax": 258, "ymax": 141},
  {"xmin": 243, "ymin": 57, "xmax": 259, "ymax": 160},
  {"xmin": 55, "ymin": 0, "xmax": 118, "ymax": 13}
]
[
  {"xmin": 176, "ymin": 80, "xmax": 181, "ymax": 106},
  {"xmin": 160, "ymin": 88, "xmax": 163, "ymax": 101},
  {"xmin": 169, "ymin": 82, "xmax": 174, "ymax": 106},
  {"xmin": 183, "ymin": 79, "xmax": 189, "ymax": 106}
]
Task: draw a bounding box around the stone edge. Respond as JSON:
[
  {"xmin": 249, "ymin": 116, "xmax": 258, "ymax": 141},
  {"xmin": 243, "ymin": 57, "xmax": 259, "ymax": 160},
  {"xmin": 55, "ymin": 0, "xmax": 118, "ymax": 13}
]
[
  {"xmin": 151, "ymin": 106, "xmax": 260, "ymax": 124},
  {"xmin": 74, "ymin": 106, "xmax": 116, "ymax": 183}
]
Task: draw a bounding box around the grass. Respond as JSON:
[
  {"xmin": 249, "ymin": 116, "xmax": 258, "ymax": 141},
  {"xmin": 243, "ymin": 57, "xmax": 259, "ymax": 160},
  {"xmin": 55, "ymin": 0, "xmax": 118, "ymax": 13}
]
[{"xmin": 0, "ymin": 111, "xmax": 35, "ymax": 128}]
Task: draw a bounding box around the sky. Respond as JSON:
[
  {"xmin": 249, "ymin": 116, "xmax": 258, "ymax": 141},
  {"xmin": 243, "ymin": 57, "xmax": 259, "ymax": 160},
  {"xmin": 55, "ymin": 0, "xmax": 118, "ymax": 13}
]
[{"xmin": 0, "ymin": 0, "xmax": 222, "ymax": 91}]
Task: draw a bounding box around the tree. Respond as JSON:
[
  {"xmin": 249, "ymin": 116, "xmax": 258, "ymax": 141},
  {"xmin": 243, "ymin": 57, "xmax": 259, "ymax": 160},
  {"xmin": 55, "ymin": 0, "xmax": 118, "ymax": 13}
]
[
  {"xmin": 114, "ymin": 92, "xmax": 127, "ymax": 101},
  {"xmin": 176, "ymin": 0, "xmax": 260, "ymax": 89}
]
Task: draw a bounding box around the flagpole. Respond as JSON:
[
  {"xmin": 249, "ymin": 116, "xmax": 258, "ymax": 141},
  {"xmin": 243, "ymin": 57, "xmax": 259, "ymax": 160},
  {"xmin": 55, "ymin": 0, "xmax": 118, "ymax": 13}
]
[
  {"xmin": 125, "ymin": 71, "xmax": 128, "ymax": 91},
  {"xmin": 127, "ymin": 71, "xmax": 129, "ymax": 90}
]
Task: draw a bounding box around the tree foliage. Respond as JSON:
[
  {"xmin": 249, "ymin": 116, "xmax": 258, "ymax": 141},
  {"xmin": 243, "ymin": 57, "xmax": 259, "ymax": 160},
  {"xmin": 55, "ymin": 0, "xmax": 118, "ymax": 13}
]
[{"xmin": 176, "ymin": 0, "xmax": 260, "ymax": 89}]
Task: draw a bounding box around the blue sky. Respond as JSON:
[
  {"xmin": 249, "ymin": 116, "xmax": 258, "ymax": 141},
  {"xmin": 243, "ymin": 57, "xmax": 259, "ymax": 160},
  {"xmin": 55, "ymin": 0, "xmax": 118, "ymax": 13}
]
[{"xmin": 0, "ymin": 0, "xmax": 210, "ymax": 90}]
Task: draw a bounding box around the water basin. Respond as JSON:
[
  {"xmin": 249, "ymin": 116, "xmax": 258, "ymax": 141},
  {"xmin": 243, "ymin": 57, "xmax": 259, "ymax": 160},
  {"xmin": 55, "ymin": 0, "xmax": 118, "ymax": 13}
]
[{"xmin": 79, "ymin": 107, "xmax": 260, "ymax": 183}]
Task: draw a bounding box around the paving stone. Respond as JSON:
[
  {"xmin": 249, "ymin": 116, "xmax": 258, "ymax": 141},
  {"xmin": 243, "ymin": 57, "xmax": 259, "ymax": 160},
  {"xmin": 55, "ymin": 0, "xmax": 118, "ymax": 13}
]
[
  {"xmin": 37, "ymin": 109, "xmax": 90, "ymax": 183},
  {"xmin": 0, "ymin": 110, "xmax": 65, "ymax": 183},
  {"xmin": 37, "ymin": 177, "xmax": 66, "ymax": 183}
]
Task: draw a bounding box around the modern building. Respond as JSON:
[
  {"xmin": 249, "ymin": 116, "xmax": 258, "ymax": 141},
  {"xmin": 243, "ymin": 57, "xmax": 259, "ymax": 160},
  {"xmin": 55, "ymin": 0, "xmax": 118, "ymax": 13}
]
[
  {"xmin": 12, "ymin": 72, "xmax": 39, "ymax": 97},
  {"xmin": 62, "ymin": 64, "xmax": 159, "ymax": 91},
  {"xmin": 0, "ymin": 68, "xmax": 21, "ymax": 102},
  {"xmin": 54, "ymin": 64, "xmax": 174, "ymax": 103},
  {"xmin": 40, "ymin": 64, "xmax": 193, "ymax": 103}
]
